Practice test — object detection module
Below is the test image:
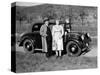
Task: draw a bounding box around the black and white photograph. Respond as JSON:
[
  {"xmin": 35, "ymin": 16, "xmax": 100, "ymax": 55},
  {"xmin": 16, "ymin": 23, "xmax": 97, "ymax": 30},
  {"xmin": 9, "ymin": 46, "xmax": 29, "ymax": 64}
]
[{"xmin": 11, "ymin": 2, "xmax": 97, "ymax": 73}]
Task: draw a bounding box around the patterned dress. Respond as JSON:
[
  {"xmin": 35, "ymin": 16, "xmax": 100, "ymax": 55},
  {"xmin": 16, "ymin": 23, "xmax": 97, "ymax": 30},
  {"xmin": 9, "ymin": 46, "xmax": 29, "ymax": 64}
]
[{"xmin": 52, "ymin": 25, "xmax": 64, "ymax": 51}]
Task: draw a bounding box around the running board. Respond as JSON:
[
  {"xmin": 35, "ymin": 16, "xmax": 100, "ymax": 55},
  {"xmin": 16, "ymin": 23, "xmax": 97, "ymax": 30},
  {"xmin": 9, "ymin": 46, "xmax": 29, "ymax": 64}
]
[
  {"xmin": 35, "ymin": 49, "xmax": 43, "ymax": 50},
  {"xmin": 34, "ymin": 49, "xmax": 47, "ymax": 53}
]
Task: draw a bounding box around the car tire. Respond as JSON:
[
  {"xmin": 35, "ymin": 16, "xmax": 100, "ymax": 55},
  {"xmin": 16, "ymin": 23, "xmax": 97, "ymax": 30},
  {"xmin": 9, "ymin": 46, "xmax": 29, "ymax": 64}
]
[
  {"xmin": 23, "ymin": 39, "xmax": 34, "ymax": 54},
  {"xmin": 66, "ymin": 41, "xmax": 81, "ymax": 57}
]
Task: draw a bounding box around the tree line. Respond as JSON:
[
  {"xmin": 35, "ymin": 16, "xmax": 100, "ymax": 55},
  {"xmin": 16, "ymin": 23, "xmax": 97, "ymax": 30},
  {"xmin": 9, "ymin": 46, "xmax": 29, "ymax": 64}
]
[{"xmin": 16, "ymin": 5, "xmax": 97, "ymax": 26}]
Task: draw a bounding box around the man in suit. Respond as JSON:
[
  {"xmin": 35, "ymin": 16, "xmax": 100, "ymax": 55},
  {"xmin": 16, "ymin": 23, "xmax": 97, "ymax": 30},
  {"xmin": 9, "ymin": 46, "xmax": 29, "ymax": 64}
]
[{"xmin": 40, "ymin": 18, "xmax": 52, "ymax": 58}]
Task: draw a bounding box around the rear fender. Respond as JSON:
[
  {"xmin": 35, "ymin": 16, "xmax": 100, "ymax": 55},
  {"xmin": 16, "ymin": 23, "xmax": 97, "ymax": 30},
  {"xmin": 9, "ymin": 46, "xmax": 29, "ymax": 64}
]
[{"xmin": 19, "ymin": 35, "xmax": 35, "ymax": 46}]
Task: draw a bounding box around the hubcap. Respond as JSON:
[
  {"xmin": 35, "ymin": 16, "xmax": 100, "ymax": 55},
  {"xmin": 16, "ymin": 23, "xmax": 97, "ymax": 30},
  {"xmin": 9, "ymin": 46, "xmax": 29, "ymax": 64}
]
[
  {"xmin": 71, "ymin": 47, "xmax": 75, "ymax": 52},
  {"xmin": 25, "ymin": 41, "xmax": 33, "ymax": 51},
  {"xmin": 69, "ymin": 44, "xmax": 78, "ymax": 54}
]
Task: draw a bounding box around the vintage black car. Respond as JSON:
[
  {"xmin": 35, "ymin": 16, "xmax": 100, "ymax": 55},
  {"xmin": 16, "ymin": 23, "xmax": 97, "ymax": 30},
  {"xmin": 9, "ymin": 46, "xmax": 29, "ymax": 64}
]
[{"xmin": 19, "ymin": 22, "xmax": 91, "ymax": 57}]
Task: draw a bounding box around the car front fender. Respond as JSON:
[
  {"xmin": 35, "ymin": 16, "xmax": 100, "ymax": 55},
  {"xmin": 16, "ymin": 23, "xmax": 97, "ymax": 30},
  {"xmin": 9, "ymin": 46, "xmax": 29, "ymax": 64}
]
[{"xmin": 65, "ymin": 39, "xmax": 83, "ymax": 49}]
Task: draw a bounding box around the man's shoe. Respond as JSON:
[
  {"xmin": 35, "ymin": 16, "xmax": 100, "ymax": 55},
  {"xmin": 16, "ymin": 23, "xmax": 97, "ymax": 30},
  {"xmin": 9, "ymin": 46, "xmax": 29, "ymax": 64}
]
[{"xmin": 46, "ymin": 53, "xmax": 51, "ymax": 58}]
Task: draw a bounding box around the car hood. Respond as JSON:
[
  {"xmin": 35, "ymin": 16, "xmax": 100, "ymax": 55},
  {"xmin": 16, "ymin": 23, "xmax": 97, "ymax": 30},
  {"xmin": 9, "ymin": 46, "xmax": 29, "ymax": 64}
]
[{"xmin": 68, "ymin": 31, "xmax": 85, "ymax": 36}]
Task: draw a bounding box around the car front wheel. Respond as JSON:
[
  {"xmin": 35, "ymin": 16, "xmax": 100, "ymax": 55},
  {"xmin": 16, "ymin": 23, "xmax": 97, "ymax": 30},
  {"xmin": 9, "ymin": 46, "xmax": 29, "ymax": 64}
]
[
  {"xmin": 23, "ymin": 39, "xmax": 34, "ymax": 54},
  {"xmin": 66, "ymin": 41, "xmax": 82, "ymax": 57}
]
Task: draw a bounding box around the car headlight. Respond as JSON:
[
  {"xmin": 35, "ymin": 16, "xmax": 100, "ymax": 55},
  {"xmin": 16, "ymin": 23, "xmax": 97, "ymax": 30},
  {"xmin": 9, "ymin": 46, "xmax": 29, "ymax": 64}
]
[
  {"xmin": 86, "ymin": 43, "xmax": 88, "ymax": 46},
  {"xmin": 81, "ymin": 35, "xmax": 84, "ymax": 40},
  {"xmin": 86, "ymin": 33, "xmax": 90, "ymax": 37}
]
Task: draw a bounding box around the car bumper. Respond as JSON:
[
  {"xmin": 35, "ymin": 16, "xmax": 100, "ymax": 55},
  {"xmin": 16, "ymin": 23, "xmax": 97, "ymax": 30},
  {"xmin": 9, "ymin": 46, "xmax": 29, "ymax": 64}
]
[{"xmin": 81, "ymin": 46, "xmax": 91, "ymax": 55}]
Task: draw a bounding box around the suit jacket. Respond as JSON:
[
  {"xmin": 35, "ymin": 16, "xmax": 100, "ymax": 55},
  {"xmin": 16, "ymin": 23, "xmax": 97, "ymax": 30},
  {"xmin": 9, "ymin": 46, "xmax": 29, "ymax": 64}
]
[
  {"xmin": 40, "ymin": 24, "xmax": 47, "ymax": 37},
  {"xmin": 40, "ymin": 24, "xmax": 47, "ymax": 52}
]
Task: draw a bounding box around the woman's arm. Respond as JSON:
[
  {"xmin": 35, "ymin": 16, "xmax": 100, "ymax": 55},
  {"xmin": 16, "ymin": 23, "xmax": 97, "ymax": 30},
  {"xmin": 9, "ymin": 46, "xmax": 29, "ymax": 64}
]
[
  {"xmin": 61, "ymin": 25, "xmax": 64, "ymax": 37},
  {"xmin": 52, "ymin": 26, "xmax": 55, "ymax": 37},
  {"xmin": 40, "ymin": 25, "xmax": 43, "ymax": 36}
]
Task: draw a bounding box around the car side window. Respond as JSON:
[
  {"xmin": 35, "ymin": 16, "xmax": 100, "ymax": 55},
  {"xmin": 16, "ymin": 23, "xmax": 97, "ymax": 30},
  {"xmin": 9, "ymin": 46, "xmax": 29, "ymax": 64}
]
[
  {"xmin": 32, "ymin": 23, "xmax": 42, "ymax": 32},
  {"xmin": 34, "ymin": 25, "xmax": 38, "ymax": 28}
]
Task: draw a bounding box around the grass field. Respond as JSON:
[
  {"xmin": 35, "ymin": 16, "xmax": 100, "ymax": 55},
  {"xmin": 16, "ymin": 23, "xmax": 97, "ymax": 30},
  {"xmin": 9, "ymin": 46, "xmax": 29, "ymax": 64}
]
[{"xmin": 16, "ymin": 51, "xmax": 97, "ymax": 73}]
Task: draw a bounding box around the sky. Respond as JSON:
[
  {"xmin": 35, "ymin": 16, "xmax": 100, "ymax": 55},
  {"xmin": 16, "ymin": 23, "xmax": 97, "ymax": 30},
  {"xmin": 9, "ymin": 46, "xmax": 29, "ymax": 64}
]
[{"xmin": 15, "ymin": 2, "xmax": 44, "ymax": 6}]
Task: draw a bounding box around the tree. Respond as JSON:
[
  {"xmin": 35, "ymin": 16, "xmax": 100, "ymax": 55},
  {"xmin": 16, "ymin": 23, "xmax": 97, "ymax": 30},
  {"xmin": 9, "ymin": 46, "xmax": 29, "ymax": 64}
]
[
  {"xmin": 16, "ymin": 10, "xmax": 27, "ymax": 26},
  {"xmin": 79, "ymin": 8, "xmax": 88, "ymax": 26},
  {"xmin": 41, "ymin": 5, "xmax": 57, "ymax": 20},
  {"xmin": 27, "ymin": 14, "xmax": 34, "ymax": 24}
]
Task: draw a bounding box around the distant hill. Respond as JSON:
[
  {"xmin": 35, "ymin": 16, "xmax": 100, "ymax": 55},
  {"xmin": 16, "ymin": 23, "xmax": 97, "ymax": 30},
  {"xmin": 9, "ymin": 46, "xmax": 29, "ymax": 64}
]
[
  {"xmin": 14, "ymin": 4, "xmax": 97, "ymax": 35},
  {"xmin": 16, "ymin": 4, "xmax": 97, "ymax": 23}
]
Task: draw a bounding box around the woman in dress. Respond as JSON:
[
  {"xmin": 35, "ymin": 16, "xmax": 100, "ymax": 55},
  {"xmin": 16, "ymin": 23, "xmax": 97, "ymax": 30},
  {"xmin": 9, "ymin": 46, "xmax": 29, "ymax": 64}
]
[{"xmin": 52, "ymin": 19, "xmax": 64, "ymax": 57}]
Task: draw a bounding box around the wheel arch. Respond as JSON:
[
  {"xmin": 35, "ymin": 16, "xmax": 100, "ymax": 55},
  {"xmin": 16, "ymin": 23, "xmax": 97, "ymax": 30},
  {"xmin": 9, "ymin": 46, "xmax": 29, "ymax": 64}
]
[
  {"xmin": 65, "ymin": 39, "xmax": 82, "ymax": 49},
  {"xmin": 66, "ymin": 40, "xmax": 82, "ymax": 57},
  {"xmin": 19, "ymin": 35, "xmax": 35, "ymax": 46}
]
